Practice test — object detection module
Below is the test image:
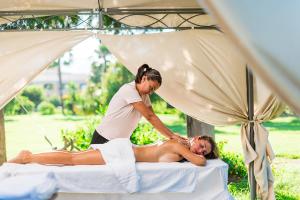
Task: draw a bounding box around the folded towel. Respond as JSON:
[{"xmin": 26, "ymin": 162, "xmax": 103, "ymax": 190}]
[
  {"xmin": 0, "ymin": 171, "xmax": 58, "ymax": 200},
  {"xmin": 90, "ymin": 138, "xmax": 140, "ymax": 193}
]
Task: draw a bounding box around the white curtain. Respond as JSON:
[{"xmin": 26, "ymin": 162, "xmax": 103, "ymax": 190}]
[
  {"xmin": 98, "ymin": 30, "xmax": 285, "ymax": 199},
  {"xmin": 0, "ymin": 31, "xmax": 93, "ymax": 110},
  {"xmin": 201, "ymin": 0, "xmax": 300, "ymax": 114}
]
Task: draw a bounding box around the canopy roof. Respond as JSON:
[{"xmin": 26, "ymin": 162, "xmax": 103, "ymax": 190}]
[{"xmin": 0, "ymin": 0, "xmax": 216, "ymax": 29}]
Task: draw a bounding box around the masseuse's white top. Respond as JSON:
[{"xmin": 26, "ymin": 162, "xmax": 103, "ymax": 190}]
[{"xmin": 96, "ymin": 81, "xmax": 151, "ymax": 140}]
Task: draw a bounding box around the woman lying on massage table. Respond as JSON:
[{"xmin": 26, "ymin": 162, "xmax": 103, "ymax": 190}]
[{"xmin": 9, "ymin": 135, "xmax": 218, "ymax": 166}]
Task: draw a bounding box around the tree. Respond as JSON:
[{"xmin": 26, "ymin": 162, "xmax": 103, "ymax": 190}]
[
  {"xmin": 90, "ymin": 45, "xmax": 111, "ymax": 85},
  {"xmin": 50, "ymin": 59, "xmax": 65, "ymax": 114},
  {"xmin": 100, "ymin": 63, "xmax": 135, "ymax": 105},
  {"xmin": 21, "ymin": 85, "xmax": 45, "ymax": 109},
  {"xmin": 0, "ymin": 16, "xmax": 80, "ymax": 30},
  {"xmin": 49, "ymin": 52, "xmax": 73, "ymax": 115},
  {"xmin": 99, "ymin": 46, "xmax": 110, "ymax": 71}
]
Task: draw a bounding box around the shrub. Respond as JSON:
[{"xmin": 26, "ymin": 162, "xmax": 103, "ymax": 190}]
[
  {"xmin": 17, "ymin": 96, "xmax": 35, "ymax": 114},
  {"xmin": 60, "ymin": 119, "xmax": 163, "ymax": 151},
  {"xmin": 130, "ymin": 123, "xmax": 165, "ymax": 145},
  {"xmin": 49, "ymin": 96, "xmax": 61, "ymax": 107},
  {"xmin": 38, "ymin": 101, "xmax": 56, "ymax": 115},
  {"xmin": 227, "ymin": 178, "xmax": 249, "ymax": 199},
  {"xmin": 60, "ymin": 117, "xmax": 101, "ymax": 151},
  {"xmin": 177, "ymin": 110, "xmax": 186, "ymax": 121},
  {"xmin": 4, "ymin": 96, "xmax": 35, "ymax": 115},
  {"xmin": 63, "ymin": 82, "xmax": 82, "ymax": 115},
  {"xmin": 21, "ymin": 85, "xmax": 45, "ymax": 107},
  {"xmin": 80, "ymin": 83, "xmax": 106, "ymax": 115},
  {"xmin": 4, "ymin": 98, "xmax": 21, "ymax": 115},
  {"xmin": 218, "ymin": 141, "xmax": 248, "ymax": 181}
]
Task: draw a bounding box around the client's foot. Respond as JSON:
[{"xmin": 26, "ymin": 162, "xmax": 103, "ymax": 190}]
[{"xmin": 8, "ymin": 150, "xmax": 32, "ymax": 164}]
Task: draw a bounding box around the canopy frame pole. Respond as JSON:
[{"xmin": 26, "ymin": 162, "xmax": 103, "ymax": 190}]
[
  {"xmin": 246, "ymin": 66, "xmax": 256, "ymax": 200},
  {"xmin": 97, "ymin": 0, "xmax": 103, "ymax": 30},
  {"xmin": 0, "ymin": 8, "xmax": 220, "ymax": 31},
  {"xmin": 0, "ymin": 8, "xmax": 207, "ymax": 16}
]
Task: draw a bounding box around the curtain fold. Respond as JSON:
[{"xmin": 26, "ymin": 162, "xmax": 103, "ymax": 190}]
[
  {"xmin": 241, "ymin": 95, "xmax": 284, "ymax": 200},
  {"xmin": 99, "ymin": 30, "xmax": 249, "ymax": 125},
  {"xmin": 201, "ymin": 0, "xmax": 300, "ymax": 114}
]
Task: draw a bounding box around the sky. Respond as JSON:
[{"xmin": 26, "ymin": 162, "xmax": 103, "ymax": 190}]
[
  {"xmin": 60, "ymin": 29, "xmax": 165, "ymax": 75},
  {"xmin": 60, "ymin": 37, "xmax": 100, "ymax": 75}
]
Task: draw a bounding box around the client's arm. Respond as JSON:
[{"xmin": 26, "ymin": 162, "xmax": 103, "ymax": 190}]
[{"xmin": 173, "ymin": 142, "xmax": 206, "ymax": 166}]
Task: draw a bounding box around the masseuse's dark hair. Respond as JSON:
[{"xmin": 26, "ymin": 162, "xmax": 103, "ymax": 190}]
[{"xmin": 135, "ymin": 64, "xmax": 162, "ymax": 85}]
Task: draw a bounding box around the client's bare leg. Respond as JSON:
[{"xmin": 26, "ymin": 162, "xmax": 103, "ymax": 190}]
[{"xmin": 8, "ymin": 149, "xmax": 105, "ymax": 165}]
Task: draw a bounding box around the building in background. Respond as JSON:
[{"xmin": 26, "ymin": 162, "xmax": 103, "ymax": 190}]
[{"xmin": 31, "ymin": 68, "xmax": 89, "ymax": 97}]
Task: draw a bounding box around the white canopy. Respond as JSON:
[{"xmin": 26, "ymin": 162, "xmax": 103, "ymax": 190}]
[{"xmin": 201, "ymin": 0, "xmax": 300, "ymax": 114}]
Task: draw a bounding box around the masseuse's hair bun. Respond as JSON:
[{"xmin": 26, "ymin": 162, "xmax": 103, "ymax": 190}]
[{"xmin": 135, "ymin": 64, "xmax": 162, "ymax": 85}]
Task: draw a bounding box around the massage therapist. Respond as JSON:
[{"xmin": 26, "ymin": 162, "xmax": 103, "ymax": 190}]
[{"xmin": 90, "ymin": 64, "xmax": 187, "ymax": 145}]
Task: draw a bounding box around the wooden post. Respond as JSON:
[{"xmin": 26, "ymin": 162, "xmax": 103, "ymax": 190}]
[
  {"xmin": 0, "ymin": 109, "xmax": 7, "ymax": 165},
  {"xmin": 186, "ymin": 115, "xmax": 214, "ymax": 138},
  {"xmin": 246, "ymin": 67, "xmax": 256, "ymax": 200}
]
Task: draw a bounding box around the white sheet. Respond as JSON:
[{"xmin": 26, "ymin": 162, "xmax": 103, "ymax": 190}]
[
  {"xmin": 0, "ymin": 159, "xmax": 231, "ymax": 199},
  {"xmin": 0, "ymin": 172, "xmax": 57, "ymax": 200},
  {"xmin": 90, "ymin": 138, "xmax": 139, "ymax": 193}
]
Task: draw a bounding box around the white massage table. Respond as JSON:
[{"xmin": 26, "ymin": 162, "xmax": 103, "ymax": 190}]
[{"xmin": 0, "ymin": 159, "xmax": 233, "ymax": 200}]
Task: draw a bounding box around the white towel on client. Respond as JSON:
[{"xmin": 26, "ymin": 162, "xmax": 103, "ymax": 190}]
[{"xmin": 90, "ymin": 138, "xmax": 140, "ymax": 193}]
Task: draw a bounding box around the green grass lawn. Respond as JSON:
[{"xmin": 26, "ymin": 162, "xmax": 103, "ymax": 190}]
[
  {"xmin": 3, "ymin": 113, "xmax": 300, "ymax": 199},
  {"xmin": 5, "ymin": 113, "xmax": 92, "ymax": 159},
  {"xmin": 214, "ymin": 117, "xmax": 300, "ymax": 158}
]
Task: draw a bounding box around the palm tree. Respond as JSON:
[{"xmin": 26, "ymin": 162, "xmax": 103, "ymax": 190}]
[
  {"xmin": 49, "ymin": 52, "xmax": 73, "ymax": 115},
  {"xmin": 99, "ymin": 46, "xmax": 110, "ymax": 72},
  {"xmin": 90, "ymin": 45, "xmax": 111, "ymax": 85},
  {"xmin": 49, "ymin": 59, "xmax": 65, "ymax": 115}
]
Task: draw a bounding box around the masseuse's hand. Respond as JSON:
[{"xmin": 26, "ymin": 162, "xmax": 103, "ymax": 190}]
[{"xmin": 171, "ymin": 133, "xmax": 189, "ymax": 147}]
